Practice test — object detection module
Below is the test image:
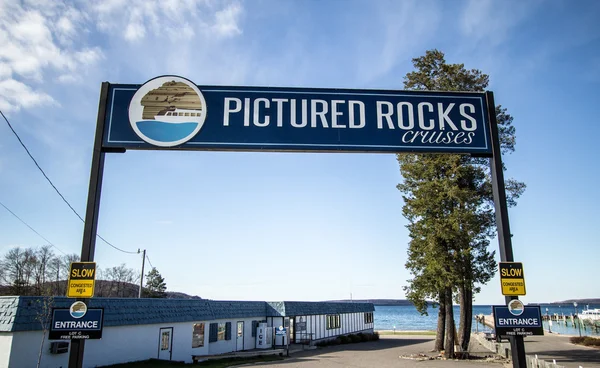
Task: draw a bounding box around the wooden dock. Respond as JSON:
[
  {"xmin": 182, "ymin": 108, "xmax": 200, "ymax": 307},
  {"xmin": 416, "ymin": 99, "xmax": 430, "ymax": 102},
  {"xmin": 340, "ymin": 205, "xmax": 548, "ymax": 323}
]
[{"xmin": 475, "ymin": 314, "xmax": 495, "ymax": 329}]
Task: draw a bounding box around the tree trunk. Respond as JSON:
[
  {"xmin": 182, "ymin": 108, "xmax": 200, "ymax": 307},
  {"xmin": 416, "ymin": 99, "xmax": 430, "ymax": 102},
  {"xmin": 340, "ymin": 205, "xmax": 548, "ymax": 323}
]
[
  {"xmin": 37, "ymin": 330, "xmax": 46, "ymax": 368},
  {"xmin": 458, "ymin": 285, "xmax": 473, "ymax": 351},
  {"xmin": 444, "ymin": 287, "xmax": 455, "ymax": 359},
  {"xmin": 435, "ymin": 291, "xmax": 446, "ymax": 351}
]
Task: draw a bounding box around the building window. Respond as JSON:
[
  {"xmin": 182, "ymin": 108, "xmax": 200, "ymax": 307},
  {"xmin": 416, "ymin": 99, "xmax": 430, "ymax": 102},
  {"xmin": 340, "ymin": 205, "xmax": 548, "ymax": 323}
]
[
  {"xmin": 251, "ymin": 320, "xmax": 258, "ymax": 337},
  {"xmin": 210, "ymin": 322, "xmax": 232, "ymax": 342},
  {"xmin": 161, "ymin": 331, "xmax": 170, "ymax": 350},
  {"xmin": 364, "ymin": 312, "xmax": 374, "ymax": 324},
  {"xmin": 326, "ymin": 314, "xmax": 341, "ymax": 329},
  {"xmin": 218, "ymin": 323, "xmax": 227, "ymax": 340},
  {"xmin": 192, "ymin": 323, "xmax": 205, "ymax": 348}
]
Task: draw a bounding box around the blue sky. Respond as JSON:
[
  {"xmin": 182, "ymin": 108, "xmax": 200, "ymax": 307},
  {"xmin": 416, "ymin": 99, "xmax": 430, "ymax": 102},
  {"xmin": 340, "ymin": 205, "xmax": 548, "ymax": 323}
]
[{"xmin": 0, "ymin": 0, "xmax": 599, "ymax": 305}]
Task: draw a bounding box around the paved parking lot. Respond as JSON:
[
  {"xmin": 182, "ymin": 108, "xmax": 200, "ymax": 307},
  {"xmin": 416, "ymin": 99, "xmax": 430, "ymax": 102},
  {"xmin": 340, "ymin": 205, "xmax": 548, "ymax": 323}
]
[
  {"xmin": 521, "ymin": 333, "xmax": 600, "ymax": 368},
  {"xmin": 248, "ymin": 335, "xmax": 507, "ymax": 368}
]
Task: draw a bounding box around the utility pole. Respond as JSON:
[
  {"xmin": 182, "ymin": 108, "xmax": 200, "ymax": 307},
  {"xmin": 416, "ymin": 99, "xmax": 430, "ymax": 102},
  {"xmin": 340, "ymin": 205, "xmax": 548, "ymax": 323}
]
[{"xmin": 138, "ymin": 249, "xmax": 146, "ymax": 298}]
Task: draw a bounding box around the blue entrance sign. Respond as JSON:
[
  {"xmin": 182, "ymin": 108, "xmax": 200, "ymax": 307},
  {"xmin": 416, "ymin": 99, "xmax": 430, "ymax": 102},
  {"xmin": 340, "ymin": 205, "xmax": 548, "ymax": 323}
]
[
  {"xmin": 493, "ymin": 305, "xmax": 544, "ymax": 337},
  {"xmin": 102, "ymin": 76, "xmax": 492, "ymax": 154},
  {"xmin": 49, "ymin": 308, "xmax": 104, "ymax": 340}
]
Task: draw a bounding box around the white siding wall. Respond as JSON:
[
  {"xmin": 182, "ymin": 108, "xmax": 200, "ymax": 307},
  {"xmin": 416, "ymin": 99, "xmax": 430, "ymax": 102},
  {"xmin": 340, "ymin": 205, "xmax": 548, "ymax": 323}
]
[
  {"xmin": 293, "ymin": 312, "xmax": 374, "ymax": 343},
  {"xmin": 0, "ymin": 333, "xmax": 13, "ymax": 368},
  {"xmin": 207, "ymin": 317, "xmax": 260, "ymax": 355},
  {"xmin": 5, "ymin": 317, "xmax": 263, "ymax": 367},
  {"xmin": 9, "ymin": 331, "xmax": 69, "ymax": 368},
  {"xmin": 267, "ymin": 317, "xmax": 283, "ymax": 329},
  {"xmin": 243, "ymin": 318, "xmax": 257, "ymax": 350}
]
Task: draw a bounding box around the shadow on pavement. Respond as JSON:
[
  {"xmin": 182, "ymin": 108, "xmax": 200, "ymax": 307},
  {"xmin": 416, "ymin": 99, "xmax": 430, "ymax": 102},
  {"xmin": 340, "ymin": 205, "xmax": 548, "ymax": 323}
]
[{"xmin": 319, "ymin": 337, "xmax": 433, "ymax": 352}]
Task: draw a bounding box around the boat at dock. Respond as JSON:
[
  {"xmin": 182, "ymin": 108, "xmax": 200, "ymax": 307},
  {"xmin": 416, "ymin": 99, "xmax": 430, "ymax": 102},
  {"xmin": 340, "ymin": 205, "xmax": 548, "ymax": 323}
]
[{"xmin": 578, "ymin": 308, "xmax": 600, "ymax": 326}]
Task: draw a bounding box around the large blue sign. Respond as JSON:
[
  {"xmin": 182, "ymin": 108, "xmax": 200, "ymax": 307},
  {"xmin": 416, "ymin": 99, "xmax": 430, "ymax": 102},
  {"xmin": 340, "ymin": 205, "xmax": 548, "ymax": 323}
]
[
  {"xmin": 49, "ymin": 308, "xmax": 104, "ymax": 340},
  {"xmin": 102, "ymin": 76, "xmax": 492, "ymax": 154},
  {"xmin": 493, "ymin": 305, "xmax": 544, "ymax": 336}
]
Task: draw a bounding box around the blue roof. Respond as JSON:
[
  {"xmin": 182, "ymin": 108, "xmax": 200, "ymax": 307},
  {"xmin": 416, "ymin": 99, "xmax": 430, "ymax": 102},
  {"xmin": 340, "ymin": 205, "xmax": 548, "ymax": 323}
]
[
  {"xmin": 267, "ymin": 301, "xmax": 374, "ymax": 316},
  {"xmin": 0, "ymin": 297, "xmax": 374, "ymax": 332},
  {"xmin": 209, "ymin": 300, "xmax": 268, "ymax": 319}
]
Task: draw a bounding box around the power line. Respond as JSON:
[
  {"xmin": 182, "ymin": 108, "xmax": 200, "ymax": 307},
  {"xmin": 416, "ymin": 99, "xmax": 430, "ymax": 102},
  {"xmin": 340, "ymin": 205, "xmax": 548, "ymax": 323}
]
[
  {"xmin": 0, "ymin": 110, "xmax": 85, "ymax": 222},
  {"xmin": 0, "ymin": 200, "xmax": 67, "ymax": 255},
  {"xmin": 145, "ymin": 254, "xmax": 154, "ymax": 269},
  {"xmin": 98, "ymin": 234, "xmax": 139, "ymax": 254},
  {"xmin": 0, "ymin": 109, "xmax": 138, "ymax": 255}
]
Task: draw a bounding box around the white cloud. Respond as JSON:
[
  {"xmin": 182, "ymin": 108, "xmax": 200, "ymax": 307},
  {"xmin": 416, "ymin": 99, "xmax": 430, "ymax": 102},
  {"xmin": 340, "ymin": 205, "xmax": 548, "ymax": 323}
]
[
  {"xmin": 0, "ymin": 0, "xmax": 244, "ymax": 113},
  {"xmin": 74, "ymin": 48, "xmax": 103, "ymax": 65},
  {"xmin": 213, "ymin": 2, "xmax": 243, "ymax": 37},
  {"xmin": 0, "ymin": 62, "xmax": 10, "ymax": 79},
  {"xmin": 0, "ymin": 79, "xmax": 55, "ymax": 113},
  {"xmin": 56, "ymin": 74, "xmax": 78, "ymax": 84},
  {"xmin": 460, "ymin": 0, "xmax": 539, "ymax": 46},
  {"xmin": 0, "ymin": 1, "xmax": 102, "ymax": 112},
  {"xmin": 90, "ymin": 0, "xmax": 242, "ymax": 42},
  {"xmin": 354, "ymin": 0, "xmax": 443, "ymax": 85},
  {"xmin": 124, "ymin": 22, "xmax": 146, "ymax": 41}
]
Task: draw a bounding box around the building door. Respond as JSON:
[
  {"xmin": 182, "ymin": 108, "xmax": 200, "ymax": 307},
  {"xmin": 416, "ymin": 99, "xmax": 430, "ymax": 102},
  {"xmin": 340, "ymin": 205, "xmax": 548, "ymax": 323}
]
[
  {"xmin": 158, "ymin": 327, "xmax": 173, "ymax": 360},
  {"xmin": 236, "ymin": 321, "xmax": 244, "ymax": 351}
]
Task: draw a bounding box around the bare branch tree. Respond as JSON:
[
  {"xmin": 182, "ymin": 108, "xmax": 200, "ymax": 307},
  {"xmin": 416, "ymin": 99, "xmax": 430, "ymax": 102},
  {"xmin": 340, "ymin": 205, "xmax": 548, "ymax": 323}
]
[{"xmin": 35, "ymin": 296, "xmax": 54, "ymax": 368}]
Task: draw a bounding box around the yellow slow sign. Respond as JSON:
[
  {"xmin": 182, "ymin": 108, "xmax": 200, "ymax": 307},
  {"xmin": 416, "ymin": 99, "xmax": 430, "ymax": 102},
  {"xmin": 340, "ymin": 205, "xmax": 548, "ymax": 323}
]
[
  {"xmin": 67, "ymin": 262, "xmax": 96, "ymax": 298},
  {"xmin": 499, "ymin": 262, "xmax": 526, "ymax": 296}
]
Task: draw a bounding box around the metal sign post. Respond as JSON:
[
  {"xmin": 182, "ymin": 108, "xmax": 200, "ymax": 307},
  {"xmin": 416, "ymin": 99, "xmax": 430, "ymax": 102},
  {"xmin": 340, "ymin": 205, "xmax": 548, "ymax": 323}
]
[
  {"xmin": 486, "ymin": 91, "xmax": 526, "ymax": 368},
  {"xmin": 68, "ymin": 83, "xmax": 110, "ymax": 368}
]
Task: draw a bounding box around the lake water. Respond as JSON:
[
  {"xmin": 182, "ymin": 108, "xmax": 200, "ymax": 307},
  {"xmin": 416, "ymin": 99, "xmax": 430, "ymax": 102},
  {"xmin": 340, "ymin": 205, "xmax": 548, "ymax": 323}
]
[
  {"xmin": 136, "ymin": 120, "xmax": 198, "ymax": 142},
  {"xmin": 374, "ymin": 304, "xmax": 600, "ymax": 337}
]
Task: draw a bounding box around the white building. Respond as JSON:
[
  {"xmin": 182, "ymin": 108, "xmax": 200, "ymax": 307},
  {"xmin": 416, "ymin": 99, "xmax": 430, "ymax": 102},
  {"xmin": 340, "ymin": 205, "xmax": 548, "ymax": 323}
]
[{"xmin": 0, "ymin": 296, "xmax": 374, "ymax": 367}]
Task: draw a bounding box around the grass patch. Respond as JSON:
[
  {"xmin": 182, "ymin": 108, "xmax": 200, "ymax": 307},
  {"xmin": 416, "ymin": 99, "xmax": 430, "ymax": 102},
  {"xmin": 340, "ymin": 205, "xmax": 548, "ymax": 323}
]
[
  {"xmin": 377, "ymin": 331, "xmax": 436, "ymax": 336},
  {"xmin": 570, "ymin": 336, "xmax": 600, "ymax": 348},
  {"xmin": 100, "ymin": 355, "xmax": 284, "ymax": 368}
]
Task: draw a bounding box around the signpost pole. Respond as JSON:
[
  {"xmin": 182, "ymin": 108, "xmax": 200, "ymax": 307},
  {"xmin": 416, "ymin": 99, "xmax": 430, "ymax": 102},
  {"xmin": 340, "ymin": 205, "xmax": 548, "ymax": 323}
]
[
  {"xmin": 69, "ymin": 82, "xmax": 110, "ymax": 368},
  {"xmin": 486, "ymin": 91, "xmax": 526, "ymax": 368}
]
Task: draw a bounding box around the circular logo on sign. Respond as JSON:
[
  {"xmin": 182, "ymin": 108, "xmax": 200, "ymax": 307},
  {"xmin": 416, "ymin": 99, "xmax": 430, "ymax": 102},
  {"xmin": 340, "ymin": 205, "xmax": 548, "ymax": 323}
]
[
  {"xmin": 508, "ymin": 299, "xmax": 524, "ymax": 316},
  {"xmin": 70, "ymin": 301, "xmax": 87, "ymax": 319},
  {"xmin": 128, "ymin": 75, "xmax": 207, "ymax": 147}
]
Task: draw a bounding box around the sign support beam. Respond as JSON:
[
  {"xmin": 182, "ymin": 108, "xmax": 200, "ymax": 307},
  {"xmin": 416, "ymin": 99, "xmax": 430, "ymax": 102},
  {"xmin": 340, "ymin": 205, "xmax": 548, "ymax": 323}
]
[
  {"xmin": 486, "ymin": 91, "xmax": 526, "ymax": 368},
  {"xmin": 69, "ymin": 82, "xmax": 110, "ymax": 368}
]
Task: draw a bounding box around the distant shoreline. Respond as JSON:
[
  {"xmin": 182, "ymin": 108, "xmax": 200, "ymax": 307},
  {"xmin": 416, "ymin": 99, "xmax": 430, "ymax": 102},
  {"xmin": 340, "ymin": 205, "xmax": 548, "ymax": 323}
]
[
  {"xmin": 332, "ymin": 300, "xmax": 600, "ymax": 306},
  {"xmin": 376, "ymin": 329, "xmax": 436, "ymax": 335}
]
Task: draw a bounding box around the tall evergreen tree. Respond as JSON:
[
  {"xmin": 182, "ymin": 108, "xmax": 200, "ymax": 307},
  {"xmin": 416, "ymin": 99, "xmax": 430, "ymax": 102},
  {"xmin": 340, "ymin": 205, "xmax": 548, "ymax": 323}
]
[
  {"xmin": 398, "ymin": 50, "xmax": 525, "ymax": 356},
  {"xmin": 144, "ymin": 267, "xmax": 167, "ymax": 298}
]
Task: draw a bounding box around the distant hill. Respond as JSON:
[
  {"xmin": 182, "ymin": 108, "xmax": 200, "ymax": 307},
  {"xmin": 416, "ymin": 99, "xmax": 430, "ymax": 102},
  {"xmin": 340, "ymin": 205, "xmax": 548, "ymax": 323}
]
[
  {"xmin": 165, "ymin": 291, "xmax": 202, "ymax": 299},
  {"xmin": 0, "ymin": 280, "xmax": 201, "ymax": 299},
  {"xmin": 546, "ymin": 298, "xmax": 600, "ymax": 305},
  {"xmin": 327, "ymin": 299, "xmax": 415, "ymax": 306}
]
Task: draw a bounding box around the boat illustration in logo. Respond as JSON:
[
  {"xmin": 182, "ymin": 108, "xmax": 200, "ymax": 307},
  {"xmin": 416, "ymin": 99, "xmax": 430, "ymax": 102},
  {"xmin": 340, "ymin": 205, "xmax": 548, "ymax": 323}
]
[
  {"xmin": 70, "ymin": 301, "xmax": 87, "ymax": 319},
  {"xmin": 128, "ymin": 76, "xmax": 207, "ymax": 147},
  {"xmin": 508, "ymin": 299, "xmax": 524, "ymax": 316}
]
